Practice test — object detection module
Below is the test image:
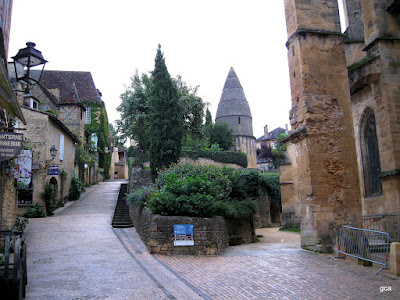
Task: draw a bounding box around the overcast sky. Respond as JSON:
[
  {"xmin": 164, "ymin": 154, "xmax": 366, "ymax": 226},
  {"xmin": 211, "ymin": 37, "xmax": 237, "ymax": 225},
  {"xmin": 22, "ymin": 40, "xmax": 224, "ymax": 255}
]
[{"xmin": 9, "ymin": 0, "xmax": 294, "ymax": 139}]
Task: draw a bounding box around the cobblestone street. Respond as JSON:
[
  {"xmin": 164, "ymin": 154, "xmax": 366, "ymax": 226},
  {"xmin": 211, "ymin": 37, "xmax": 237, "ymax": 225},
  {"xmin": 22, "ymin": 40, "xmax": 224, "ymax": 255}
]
[{"xmin": 24, "ymin": 181, "xmax": 399, "ymax": 299}]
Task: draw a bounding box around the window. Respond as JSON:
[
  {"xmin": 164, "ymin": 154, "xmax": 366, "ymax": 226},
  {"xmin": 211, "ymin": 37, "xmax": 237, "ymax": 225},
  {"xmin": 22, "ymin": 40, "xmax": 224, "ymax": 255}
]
[
  {"xmin": 85, "ymin": 107, "xmax": 91, "ymax": 124},
  {"xmin": 91, "ymin": 133, "xmax": 98, "ymax": 151},
  {"xmin": 360, "ymin": 108, "xmax": 382, "ymax": 197},
  {"xmin": 59, "ymin": 134, "xmax": 64, "ymax": 161}
]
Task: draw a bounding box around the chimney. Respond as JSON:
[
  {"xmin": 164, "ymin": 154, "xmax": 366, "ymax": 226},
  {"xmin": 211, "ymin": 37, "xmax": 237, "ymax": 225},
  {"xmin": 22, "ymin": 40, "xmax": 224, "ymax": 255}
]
[{"xmin": 264, "ymin": 125, "xmax": 269, "ymax": 138}]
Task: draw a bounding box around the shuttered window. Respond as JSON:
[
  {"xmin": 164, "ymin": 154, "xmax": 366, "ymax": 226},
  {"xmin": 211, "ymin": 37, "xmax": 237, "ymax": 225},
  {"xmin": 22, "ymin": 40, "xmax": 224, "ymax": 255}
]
[{"xmin": 59, "ymin": 134, "xmax": 64, "ymax": 161}]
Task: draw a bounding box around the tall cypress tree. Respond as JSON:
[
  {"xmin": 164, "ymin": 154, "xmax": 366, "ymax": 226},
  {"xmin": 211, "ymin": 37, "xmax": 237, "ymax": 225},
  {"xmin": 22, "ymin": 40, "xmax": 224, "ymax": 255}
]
[{"xmin": 149, "ymin": 45, "xmax": 183, "ymax": 178}]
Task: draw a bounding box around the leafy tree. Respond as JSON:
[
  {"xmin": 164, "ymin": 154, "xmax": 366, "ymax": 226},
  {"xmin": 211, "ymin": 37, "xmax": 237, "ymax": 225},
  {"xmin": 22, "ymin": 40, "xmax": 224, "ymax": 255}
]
[
  {"xmin": 116, "ymin": 69, "xmax": 205, "ymax": 153},
  {"xmin": 174, "ymin": 75, "xmax": 205, "ymax": 140},
  {"xmin": 116, "ymin": 71, "xmax": 151, "ymax": 152},
  {"xmin": 256, "ymin": 143, "xmax": 276, "ymax": 162},
  {"xmin": 148, "ymin": 45, "xmax": 183, "ymax": 178},
  {"xmin": 205, "ymin": 107, "xmax": 212, "ymax": 128},
  {"xmin": 109, "ymin": 124, "xmax": 125, "ymax": 147},
  {"xmin": 206, "ymin": 121, "xmax": 234, "ymax": 151}
]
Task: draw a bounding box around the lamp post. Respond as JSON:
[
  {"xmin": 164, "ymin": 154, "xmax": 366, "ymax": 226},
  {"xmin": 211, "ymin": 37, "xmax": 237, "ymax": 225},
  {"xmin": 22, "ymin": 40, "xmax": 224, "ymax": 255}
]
[
  {"xmin": 50, "ymin": 145, "xmax": 57, "ymax": 160},
  {"xmin": 11, "ymin": 42, "xmax": 47, "ymax": 91}
]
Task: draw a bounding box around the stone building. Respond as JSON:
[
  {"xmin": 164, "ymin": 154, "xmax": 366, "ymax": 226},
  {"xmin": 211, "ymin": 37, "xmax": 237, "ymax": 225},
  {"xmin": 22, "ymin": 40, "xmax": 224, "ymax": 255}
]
[
  {"xmin": 215, "ymin": 68, "xmax": 257, "ymax": 168},
  {"xmin": 0, "ymin": 0, "xmax": 26, "ymax": 230},
  {"xmin": 39, "ymin": 70, "xmax": 111, "ymax": 183},
  {"xmin": 15, "ymin": 106, "xmax": 80, "ymax": 215},
  {"xmin": 256, "ymin": 126, "xmax": 288, "ymax": 149},
  {"xmin": 281, "ymin": 0, "xmax": 400, "ymax": 250},
  {"xmin": 110, "ymin": 146, "xmax": 128, "ymax": 179}
]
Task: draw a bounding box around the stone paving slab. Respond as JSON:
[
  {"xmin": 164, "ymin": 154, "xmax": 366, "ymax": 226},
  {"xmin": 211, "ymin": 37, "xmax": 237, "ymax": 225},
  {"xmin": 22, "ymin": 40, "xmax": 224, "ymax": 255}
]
[
  {"xmin": 24, "ymin": 180, "xmax": 400, "ymax": 300},
  {"xmin": 25, "ymin": 181, "xmax": 170, "ymax": 300},
  {"xmin": 155, "ymin": 246, "xmax": 399, "ymax": 300}
]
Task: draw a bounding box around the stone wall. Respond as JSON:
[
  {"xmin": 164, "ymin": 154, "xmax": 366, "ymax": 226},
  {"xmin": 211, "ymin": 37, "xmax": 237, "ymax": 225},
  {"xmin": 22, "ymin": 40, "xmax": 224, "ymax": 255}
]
[
  {"xmin": 284, "ymin": 0, "xmax": 362, "ymax": 252},
  {"xmin": 0, "ymin": 174, "xmax": 18, "ymax": 230},
  {"xmin": 226, "ymin": 218, "xmax": 256, "ymax": 245},
  {"xmin": 18, "ymin": 107, "xmax": 78, "ymax": 214},
  {"xmin": 130, "ymin": 206, "xmax": 229, "ymax": 255},
  {"xmin": 253, "ymin": 191, "xmax": 271, "ymax": 228}
]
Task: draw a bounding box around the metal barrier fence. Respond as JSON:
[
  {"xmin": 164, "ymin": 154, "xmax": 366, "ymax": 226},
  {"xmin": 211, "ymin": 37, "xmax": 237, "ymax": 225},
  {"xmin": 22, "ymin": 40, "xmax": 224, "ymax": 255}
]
[{"xmin": 332, "ymin": 225, "xmax": 391, "ymax": 275}]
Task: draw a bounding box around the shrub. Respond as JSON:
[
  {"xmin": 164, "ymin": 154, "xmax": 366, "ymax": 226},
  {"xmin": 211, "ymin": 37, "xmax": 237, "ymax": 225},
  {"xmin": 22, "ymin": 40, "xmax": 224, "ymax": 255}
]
[
  {"xmin": 69, "ymin": 177, "xmax": 84, "ymax": 201},
  {"xmin": 181, "ymin": 149, "xmax": 247, "ymax": 168},
  {"xmin": 23, "ymin": 204, "xmax": 45, "ymax": 218},
  {"xmin": 42, "ymin": 182, "xmax": 57, "ymax": 216},
  {"xmin": 148, "ymin": 174, "xmax": 220, "ymax": 217},
  {"xmin": 126, "ymin": 185, "xmax": 156, "ymax": 207},
  {"xmin": 12, "ymin": 216, "xmax": 29, "ymax": 232},
  {"xmin": 148, "ymin": 164, "xmax": 258, "ymax": 219}
]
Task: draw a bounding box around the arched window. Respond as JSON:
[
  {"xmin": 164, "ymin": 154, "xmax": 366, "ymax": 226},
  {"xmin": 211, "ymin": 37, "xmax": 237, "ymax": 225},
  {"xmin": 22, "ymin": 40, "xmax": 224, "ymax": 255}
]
[{"xmin": 360, "ymin": 108, "xmax": 382, "ymax": 197}]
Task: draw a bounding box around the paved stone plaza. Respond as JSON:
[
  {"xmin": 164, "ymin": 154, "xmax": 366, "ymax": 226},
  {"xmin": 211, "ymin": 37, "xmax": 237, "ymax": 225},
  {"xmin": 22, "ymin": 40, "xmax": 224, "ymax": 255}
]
[{"xmin": 25, "ymin": 181, "xmax": 399, "ymax": 299}]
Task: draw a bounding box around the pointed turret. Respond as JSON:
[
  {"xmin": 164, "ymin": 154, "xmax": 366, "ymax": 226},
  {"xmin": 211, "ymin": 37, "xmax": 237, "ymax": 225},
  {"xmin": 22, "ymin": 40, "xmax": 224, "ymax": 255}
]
[
  {"xmin": 215, "ymin": 68, "xmax": 256, "ymax": 168},
  {"xmin": 216, "ymin": 67, "xmax": 253, "ymax": 136}
]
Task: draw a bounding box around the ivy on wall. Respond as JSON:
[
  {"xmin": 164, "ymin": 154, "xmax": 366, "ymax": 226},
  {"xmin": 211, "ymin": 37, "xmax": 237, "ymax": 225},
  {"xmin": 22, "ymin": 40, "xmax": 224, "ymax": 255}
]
[{"xmin": 84, "ymin": 102, "xmax": 111, "ymax": 179}]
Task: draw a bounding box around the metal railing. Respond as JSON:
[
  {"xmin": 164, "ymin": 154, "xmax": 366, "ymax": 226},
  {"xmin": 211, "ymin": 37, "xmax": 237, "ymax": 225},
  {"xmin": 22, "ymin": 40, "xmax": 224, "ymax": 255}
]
[{"xmin": 332, "ymin": 225, "xmax": 391, "ymax": 275}]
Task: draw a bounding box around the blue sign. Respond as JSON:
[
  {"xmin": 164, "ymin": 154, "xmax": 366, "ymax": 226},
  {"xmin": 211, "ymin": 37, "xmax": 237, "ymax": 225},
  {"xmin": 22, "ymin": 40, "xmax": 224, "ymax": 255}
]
[
  {"xmin": 47, "ymin": 165, "xmax": 59, "ymax": 175},
  {"xmin": 174, "ymin": 224, "xmax": 193, "ymax": 235},
  {"xmin": 174, "ymin": 224, "xmax": 194, "ymax": 246}
]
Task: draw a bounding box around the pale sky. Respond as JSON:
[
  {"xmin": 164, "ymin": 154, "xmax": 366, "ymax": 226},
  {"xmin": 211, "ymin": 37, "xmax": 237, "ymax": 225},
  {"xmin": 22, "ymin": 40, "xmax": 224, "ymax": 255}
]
[{"xmin": 9, "ymin": 0, "xmax": 294, "ymax": 139}]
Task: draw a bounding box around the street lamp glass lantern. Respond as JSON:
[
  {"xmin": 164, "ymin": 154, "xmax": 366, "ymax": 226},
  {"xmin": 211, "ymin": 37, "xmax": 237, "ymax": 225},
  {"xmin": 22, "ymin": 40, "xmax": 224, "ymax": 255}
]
[
  {"xmin": 50, "ymin": 145, "xmax": 58, "ymax": 159},
  {"xmin": 12, "ymin": 42, "xmax": 47, "ymax": 87}
]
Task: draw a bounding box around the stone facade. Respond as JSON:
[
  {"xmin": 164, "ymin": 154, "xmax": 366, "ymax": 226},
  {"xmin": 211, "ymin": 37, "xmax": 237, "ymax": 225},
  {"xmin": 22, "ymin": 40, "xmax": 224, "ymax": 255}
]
[
  {"xmin": 17, "ymin": 107, "xmax": 79, "ymax": 215},
  {"xmin": 282, "ymin": 0, "xmax": 400, "ymax": 249},
  {"xmin": 110, "ymin": 147, "xmax": 128, "ymax": 179},
  {"xmin": 0, "ymin": 176, "xmax": 18, "ymax": 230},
  {"xmin": 283, "ymin": 0, "xmax": 363, "ymax": 252},
  {"xmin": 216, "ymin": 68, "xmax": 257, "ymax": 168}
]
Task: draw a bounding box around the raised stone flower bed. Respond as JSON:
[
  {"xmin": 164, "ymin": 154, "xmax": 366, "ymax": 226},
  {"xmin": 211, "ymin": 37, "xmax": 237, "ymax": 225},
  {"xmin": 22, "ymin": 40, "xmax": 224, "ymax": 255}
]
[{"xmin": 130, "ymin": 206, "xmax": 230, "ymax": 255}]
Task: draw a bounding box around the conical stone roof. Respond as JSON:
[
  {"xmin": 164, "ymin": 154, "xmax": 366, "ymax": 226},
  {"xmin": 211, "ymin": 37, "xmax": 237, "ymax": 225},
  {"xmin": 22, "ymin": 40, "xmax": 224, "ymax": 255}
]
[
  {"xmin": 216, "ymin": 67, "xmax": 252, "ymax": 119},
  {"xmin": 216, "ymin": 67, "xmax": 253, "ymax": 136}
]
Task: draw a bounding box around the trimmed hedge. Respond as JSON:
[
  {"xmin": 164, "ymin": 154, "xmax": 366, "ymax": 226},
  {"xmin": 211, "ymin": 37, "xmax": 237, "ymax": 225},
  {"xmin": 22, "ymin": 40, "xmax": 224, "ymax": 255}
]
[{"xmin": 182, "ymin": 149, "xmax": 247, "ymax": 168}]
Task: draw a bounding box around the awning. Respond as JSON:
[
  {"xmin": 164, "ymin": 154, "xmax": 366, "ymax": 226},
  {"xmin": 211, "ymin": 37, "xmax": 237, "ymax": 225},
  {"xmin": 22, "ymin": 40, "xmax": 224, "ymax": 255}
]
[{"xmin": 0, "ymin": 59, "xmax": 25, "ymax": 124}]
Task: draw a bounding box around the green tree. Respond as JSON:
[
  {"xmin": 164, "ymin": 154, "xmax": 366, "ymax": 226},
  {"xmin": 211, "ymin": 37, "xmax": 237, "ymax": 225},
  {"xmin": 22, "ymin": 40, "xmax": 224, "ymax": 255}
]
[
  {"xmin": 206, "ymin": 121, "xmax": 234, "ymax": 151},
  {"xmin": 149, "ymin": 45, "xmax": 183, "ymax": 178},
  {"xmin": 116, "ymin": 71, "xmax": 151, "ymax": 152},
  {"xmin": 117, "ymin": 70, "xmax": 205, "ymax": 153},
  {"xmin": 109, "ymin": 124, "xmax": 125, "ymax": 147},
  {"xmin": 205, "ymin": 107, "xmax": 212, "ymax": 128}
]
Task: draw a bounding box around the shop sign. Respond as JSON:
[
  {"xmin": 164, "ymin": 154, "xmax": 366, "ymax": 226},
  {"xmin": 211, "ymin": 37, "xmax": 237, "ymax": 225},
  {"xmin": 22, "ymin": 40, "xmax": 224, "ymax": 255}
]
[
  {"xmin": 0, "ymin": 132, "xmax": 23, "ymax": 162},
  {"xmin": 13, "ymin": 150, "xmax": 32, "ymax": 188}
]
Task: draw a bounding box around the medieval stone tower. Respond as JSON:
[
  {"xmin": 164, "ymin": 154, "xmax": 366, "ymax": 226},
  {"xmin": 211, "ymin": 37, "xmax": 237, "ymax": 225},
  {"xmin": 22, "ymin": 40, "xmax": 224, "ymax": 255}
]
[
  {"xmin": 215, "ymin": 68, "xmax": 257, "ymax": 168},
  {"xmin": 281, "ymin": 0, "xmax": 400, "ymax": 251},
  {"xmin": 282, "ymin": 0, "xmax": 362, "ymax": 252}
]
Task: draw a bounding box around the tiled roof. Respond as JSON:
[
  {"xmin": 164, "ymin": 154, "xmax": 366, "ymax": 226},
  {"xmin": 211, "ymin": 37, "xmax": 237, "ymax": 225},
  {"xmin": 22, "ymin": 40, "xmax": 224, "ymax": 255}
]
[
  {"xmin": 256, "ymin": 127, "xmax": 286, "ymax": 142},
  {"xmin": 39, "ymin": 70, "xmax": 102, "ymax": 105}
]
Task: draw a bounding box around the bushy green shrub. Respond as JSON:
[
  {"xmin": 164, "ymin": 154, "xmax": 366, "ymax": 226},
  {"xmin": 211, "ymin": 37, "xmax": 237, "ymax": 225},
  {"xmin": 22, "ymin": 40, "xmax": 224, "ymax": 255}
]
[
  {"xmin": 148, "ymin": 164, "xmax": 258, "ymax": 219},
  {"xmin": 42, "ymin": 182, "xmax": 57, "ymax": 216},
  {"xmin": 148, "ymin": 174, "xmax": 221, "ymax": 217},
  {"xmin": 181, "ymin": 149, "xmax": 247, "ymax": 168},
  {"xmin": 23, "ymin": 204, "xmax": 45, "ymax": 218},
  {"xmin": 69, "ymin": 177, "xmax": 83, "ymax": 201},
  {"xmin": 126, "ymin": 185, "xmax": 156, "ymax": 207}
]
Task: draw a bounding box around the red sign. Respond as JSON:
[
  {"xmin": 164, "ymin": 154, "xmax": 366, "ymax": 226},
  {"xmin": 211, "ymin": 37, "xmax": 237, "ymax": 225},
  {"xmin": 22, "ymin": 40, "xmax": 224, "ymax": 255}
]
[{"xmin": 0, "ymin": 133, "xmax": 23, "ymax": 162}]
